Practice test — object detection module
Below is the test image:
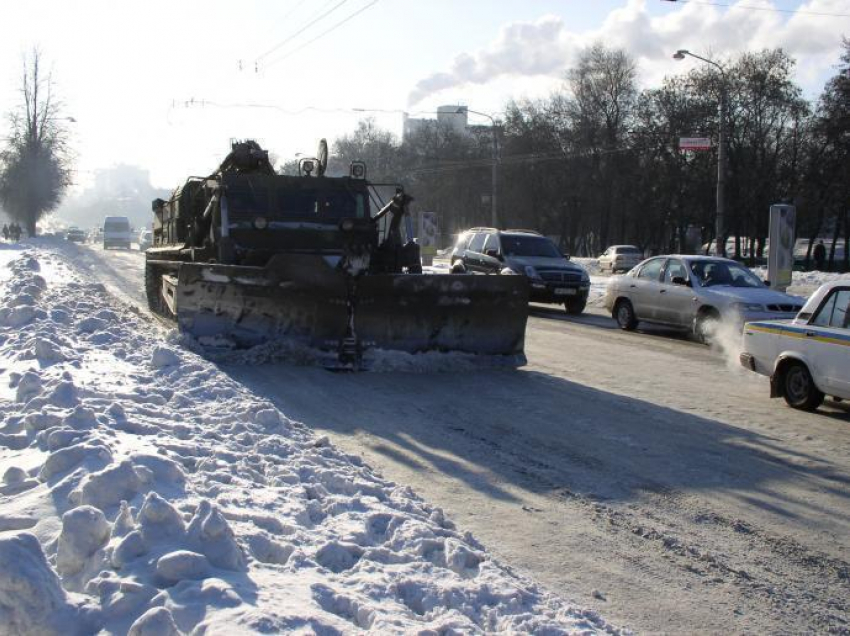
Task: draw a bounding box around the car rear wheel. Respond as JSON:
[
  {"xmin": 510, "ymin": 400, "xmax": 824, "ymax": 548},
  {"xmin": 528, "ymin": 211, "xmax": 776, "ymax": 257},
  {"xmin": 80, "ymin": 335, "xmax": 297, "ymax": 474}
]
[
  {"xmin": 782, "ymin": 362, "xmax": 824, "ymax": 411},
  {"xmin": 615, "ymin": 299, "xmax": 638, "ymax": 330}
]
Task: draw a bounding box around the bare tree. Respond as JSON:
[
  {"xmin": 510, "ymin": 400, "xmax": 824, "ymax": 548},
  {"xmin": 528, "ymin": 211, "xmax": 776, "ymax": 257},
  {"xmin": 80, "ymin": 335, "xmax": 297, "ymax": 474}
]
[
  {"xmin": 0, "ymin": 49, "xmax": 73, "ymax": 236},
  {"xmin": 565, "ymin": 44, "xmax": 639, "ymax": 250}
]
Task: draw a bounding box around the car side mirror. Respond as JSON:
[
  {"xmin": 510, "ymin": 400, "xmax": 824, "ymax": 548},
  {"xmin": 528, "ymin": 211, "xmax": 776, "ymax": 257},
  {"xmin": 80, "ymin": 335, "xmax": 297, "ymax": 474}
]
[
  {"xmin": 763, "ymin": 280, "xmax": 771, "ymax": 287},
  {"xmin": 563, "ymin": 253, "xmax": 571, "ymax": 260},
  {"xmin": 671, "ymin": 276, "xmax": 690, "ymax": 287},
  {"xmin": 484, "ymin": 248, "xmax": 501, "ymax": 260}
]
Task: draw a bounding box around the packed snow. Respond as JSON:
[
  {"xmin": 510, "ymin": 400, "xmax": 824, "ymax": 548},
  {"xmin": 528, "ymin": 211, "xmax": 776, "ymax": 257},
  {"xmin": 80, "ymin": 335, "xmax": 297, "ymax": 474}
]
[{"xmin": 0, "ymin": 242, "xmax": 615, "ymax": 634}]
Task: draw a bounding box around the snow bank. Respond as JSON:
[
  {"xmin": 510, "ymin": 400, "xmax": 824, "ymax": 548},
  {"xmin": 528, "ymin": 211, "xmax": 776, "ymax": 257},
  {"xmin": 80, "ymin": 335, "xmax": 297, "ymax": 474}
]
[
  {"xmin": 572, "ymin": 257, "xmax": 600, "ymax": 276},
  {"xmin": 0, "ymin": 246, "xmax": 616, "ymax": 634},
  {"xmin": 747, "ymin": 266, "xmax": 849, "ymax": 295},
  {"xmin": 788, "ymin": 269, "xmax": 850, "ymax": 293}
]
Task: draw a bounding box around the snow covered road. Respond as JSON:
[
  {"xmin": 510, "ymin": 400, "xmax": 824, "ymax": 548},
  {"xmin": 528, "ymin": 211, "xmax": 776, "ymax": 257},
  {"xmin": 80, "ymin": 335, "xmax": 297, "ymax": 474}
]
[
  {"xmin": 67, "ymin": 243, "xmax": 850, "ymax": 633},
  {"xmin": 0, "ymin": 242, "xmax": 612, "ymax": 634}
]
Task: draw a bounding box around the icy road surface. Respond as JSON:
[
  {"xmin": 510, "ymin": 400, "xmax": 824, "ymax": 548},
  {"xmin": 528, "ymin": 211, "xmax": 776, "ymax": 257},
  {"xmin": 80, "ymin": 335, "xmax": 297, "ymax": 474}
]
[
  {"xmin": 78, "ymin": 242, "xmax": 850, "ymax": 633},
  {"xmin": 0, "ymin": 242, "xmax": 610, "ymax": 634}
]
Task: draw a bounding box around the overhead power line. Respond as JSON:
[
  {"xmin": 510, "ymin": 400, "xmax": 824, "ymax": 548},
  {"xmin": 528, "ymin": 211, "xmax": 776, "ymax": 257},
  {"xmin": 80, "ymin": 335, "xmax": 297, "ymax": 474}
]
[
  {"xmin": 409, "ymin": 144, "xmax": 660, "ymax": 178},
  {"xmin": 261, "ymin": 0, "xmax": 381, "ymax": 71},
  {"xmin": 661, "ymin": 0, "xmax": 850, "ymax": 18},
  {"xmin": 173, "ymin": 99, "xmax": 359, "ymax": 116},
  {"xmin": 172, "ymin": 98, "xmax": 444, "ymax": 118},
  {"xmin": 279, "ymin": 0, "xmax": 311, "ymax": 22},
  {"xmin": 255, "ymin": 0, "xmax": 350, "ymax": 62}
]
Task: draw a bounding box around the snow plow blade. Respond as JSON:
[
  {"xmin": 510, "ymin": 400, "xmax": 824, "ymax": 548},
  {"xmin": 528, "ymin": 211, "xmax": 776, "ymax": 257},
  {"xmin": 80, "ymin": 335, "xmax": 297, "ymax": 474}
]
[{"xmin": 171, "ymin": 254, "xmax": 529, "ymax": 365}]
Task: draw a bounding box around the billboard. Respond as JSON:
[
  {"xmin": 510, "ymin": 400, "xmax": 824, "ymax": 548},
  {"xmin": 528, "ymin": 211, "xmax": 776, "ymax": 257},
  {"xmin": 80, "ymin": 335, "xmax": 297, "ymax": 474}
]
[
  {"xmin": 768, "ymin": 204, "xmax": 796, "ymax": 291},
  {"xmin": 679, "ymin": 137, "xmax": 712, "ymax": 151}
]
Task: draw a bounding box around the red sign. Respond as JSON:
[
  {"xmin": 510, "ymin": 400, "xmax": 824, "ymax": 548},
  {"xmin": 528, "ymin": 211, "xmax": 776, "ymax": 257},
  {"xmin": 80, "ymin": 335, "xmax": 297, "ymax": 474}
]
[{"xmin": 679, "ymin": 137, "xmax": 712, "ymax": 151}]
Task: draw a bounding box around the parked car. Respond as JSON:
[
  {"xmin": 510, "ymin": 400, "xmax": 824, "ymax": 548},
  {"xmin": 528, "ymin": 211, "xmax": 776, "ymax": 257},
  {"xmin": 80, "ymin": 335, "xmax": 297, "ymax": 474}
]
[
  {"xmin": 603, "ymin": 255, "xmax": 805, "ymax": 341},
  {"xmin": 741, "ymin": 280, "xmax": 850, "ymax": 410},
  {"xmin": 138, "ymin": 228, "xmax": 153, "ymax": 251},
  {"xmin": 65, "ymin": 226, "xmax": 86, "ymax": 243},
  {"xmin": 599, "ymin": 245, "xmax": 642, "ymax": 273},
  {"xmin": 451, "ymin": 227, "xmax": 590, "ymax": 314},
  {"xmin": 102, "ymin": 216, "xmax": 132, "ymax": 249}
]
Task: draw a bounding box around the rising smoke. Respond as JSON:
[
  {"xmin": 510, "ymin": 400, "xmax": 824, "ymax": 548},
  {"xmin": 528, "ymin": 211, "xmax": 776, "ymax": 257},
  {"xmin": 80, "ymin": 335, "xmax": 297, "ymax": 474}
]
[{"xmin": 407, "ymin": 0, "xmax": 847, "ymax": 106}]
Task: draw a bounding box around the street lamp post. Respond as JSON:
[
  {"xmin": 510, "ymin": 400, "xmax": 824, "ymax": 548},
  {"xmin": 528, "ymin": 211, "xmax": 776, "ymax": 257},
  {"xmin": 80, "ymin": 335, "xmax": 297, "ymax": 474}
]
[
  {"xmin": 674, "ymin": 49, "xmax": 728, "ymax": 257},
  {"xmin": 463, "ymin": 108, "xmax": 500, "ymax": 228}
]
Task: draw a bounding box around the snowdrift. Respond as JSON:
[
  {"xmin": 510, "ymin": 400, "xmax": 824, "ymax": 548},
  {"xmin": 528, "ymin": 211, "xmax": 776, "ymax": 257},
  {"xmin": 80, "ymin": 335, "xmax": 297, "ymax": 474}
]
[{"xmin": 0, "ymin": 242, "xmax": 615, "ymax": 634}]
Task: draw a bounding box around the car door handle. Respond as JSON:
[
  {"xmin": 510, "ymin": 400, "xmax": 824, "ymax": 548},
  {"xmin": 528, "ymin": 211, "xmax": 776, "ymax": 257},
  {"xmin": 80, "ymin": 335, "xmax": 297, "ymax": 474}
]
[
  {"xmin": 629, "ymin": 284, "xmax": 636, "ymax": 288},
  {"xmin": 805, "ymin": 331, "xmax": 816, "ymax": 337},
  {"xmin": 659, "ymin": 289, "xmax": 667, "ymax": 294}
]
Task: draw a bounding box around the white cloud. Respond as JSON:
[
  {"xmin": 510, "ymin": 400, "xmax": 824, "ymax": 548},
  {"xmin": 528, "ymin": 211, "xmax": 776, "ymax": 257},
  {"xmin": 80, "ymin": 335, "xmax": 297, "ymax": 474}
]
[{"xmin": 407, "ymin": 0, "xmax": 850, "ymax": 106}]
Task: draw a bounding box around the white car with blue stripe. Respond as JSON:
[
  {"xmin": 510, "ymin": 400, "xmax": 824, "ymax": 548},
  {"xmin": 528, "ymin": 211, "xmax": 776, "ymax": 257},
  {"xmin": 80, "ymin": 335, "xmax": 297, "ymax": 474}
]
[{"xmin": 741, "ymin": 280, "xmax": 850, "ymax": 410}]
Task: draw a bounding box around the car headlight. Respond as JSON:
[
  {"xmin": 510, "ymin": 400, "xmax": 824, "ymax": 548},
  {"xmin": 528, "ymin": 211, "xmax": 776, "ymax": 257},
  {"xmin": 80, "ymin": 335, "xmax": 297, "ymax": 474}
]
[
  {"xmin": 524, "ymin": 265, "xmax": 540, "ymax": 279},
  {"xmin": 731, "ymin": 302, "xmax": 764, "ymax": 313},
  {"xmin": 253, "ymin": 216, "xmax": 268, "ymax": 230}
]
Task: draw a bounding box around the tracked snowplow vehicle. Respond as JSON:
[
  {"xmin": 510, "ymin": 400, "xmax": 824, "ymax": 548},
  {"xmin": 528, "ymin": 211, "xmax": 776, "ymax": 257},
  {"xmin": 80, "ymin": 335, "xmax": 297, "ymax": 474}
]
[{"xmin": 145, "ymin": 140, "xmax": 528, "ymax": 367}]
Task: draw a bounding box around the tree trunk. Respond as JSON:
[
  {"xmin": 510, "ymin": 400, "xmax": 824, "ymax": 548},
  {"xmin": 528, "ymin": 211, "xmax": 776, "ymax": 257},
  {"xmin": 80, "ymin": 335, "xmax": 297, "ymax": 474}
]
[{"xmin": 829, "ymin": 213, "xmax": 841, "ymax": 271}]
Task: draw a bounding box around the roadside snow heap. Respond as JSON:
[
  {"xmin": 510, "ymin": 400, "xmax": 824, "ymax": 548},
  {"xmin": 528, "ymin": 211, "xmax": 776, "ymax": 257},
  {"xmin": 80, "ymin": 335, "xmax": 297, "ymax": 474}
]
[{"xmin": 0, "ymin": 243, "xmax": 614, "ymax": 635}]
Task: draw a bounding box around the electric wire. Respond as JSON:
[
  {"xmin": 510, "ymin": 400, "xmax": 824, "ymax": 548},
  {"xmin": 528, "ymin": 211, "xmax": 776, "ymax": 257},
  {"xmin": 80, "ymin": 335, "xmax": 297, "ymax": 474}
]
[
  {"xmin": 173, "ymin": 99, "xmax": 445, "ymax": 118},
  {"xmin": 262, "ymin": 0, "xmax": 380, "ymax": 70},
  {"xmin": 663, "ymin": 0, "xmax": 850, "ymax": 18},
  {"xmin": 170, "ymin": 98, "xmax": 682, "ymax": 175},
  {"xmin": 408, "ymin": 144, "xmax": 649, "ymax": 177},
  {"xmin": 255, "ymin": 0, "xmax": 350, "ymax": 62}
]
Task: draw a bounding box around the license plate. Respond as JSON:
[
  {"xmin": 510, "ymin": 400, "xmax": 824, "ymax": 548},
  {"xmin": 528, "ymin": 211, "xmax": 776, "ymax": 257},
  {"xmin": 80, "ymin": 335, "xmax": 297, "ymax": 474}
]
[{"xmin": 555, "ymin": 288, "xmax": 576, "ymax": 296}]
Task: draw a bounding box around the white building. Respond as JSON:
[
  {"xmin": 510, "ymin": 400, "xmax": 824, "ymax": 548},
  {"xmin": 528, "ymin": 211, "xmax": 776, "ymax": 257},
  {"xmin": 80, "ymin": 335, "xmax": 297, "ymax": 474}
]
[{"xmin": 403, "ymin": 105, "xmax": 469, "ymax": 140}]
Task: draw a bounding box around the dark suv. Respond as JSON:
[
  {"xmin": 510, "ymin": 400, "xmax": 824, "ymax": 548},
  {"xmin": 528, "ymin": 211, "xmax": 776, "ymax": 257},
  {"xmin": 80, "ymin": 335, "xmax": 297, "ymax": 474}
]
[{"xmin": 451, "ymin": 228, "xmax": 590, "ymax": 314}]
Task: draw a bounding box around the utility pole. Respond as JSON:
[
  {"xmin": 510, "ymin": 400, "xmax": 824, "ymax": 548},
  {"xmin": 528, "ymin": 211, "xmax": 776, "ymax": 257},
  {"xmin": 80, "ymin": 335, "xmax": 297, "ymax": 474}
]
[
  {"xmin": 716, "ymin": 83, "xmax": 727, "ymax": 257},
  {"xmin": 674, "ymin": 49, "xmax": 728, "ymax": 256},
  {"xmin": 463, "ymin": 108, "xmax": 499, "ymax": 228}
]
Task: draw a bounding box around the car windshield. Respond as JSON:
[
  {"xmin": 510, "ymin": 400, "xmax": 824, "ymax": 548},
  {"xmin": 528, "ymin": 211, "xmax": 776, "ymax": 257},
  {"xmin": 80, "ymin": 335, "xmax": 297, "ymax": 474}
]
[
  {"xmin": 104, "ymin": 221, "xmax": 129, "ymax": 232},
  {"xmin": 689, "ymin": 260, "xmax": 765, "ymax": 288},
  {"xmin": 502, "ymin": 236, "xmax": 561, "ymax": 258},
  {"xmin": 618, "ymin": 247, "xmax": 641, "ymax": 254}
]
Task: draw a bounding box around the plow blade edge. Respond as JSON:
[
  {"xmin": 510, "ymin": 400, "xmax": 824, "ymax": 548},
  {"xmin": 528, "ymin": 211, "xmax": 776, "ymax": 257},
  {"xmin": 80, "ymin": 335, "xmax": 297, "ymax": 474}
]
[{"xmin": 172, "ymin": 255, "xmax": 529, "ymax": 360}]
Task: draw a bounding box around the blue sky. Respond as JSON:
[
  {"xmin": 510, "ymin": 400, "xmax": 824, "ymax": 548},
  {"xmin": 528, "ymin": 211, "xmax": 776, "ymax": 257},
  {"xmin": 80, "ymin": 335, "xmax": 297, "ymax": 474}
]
[{"xmin": 0, "ymin": 1, "xmax": 847, "ymax": 190}]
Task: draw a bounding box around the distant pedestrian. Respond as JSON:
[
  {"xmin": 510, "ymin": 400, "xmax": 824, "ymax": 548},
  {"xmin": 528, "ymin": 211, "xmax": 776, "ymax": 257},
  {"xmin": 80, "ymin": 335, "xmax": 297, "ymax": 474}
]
[
  {"xmin": 12, "ymin": 223, "xmax": 22, "ymax": 242},
  {"xmin": 1, "ymin": 224, "xmax": 7, "ymax": 242},
  {"xmin": 813, "ymin": 240, "xmax": 826, "ymax": 271}
]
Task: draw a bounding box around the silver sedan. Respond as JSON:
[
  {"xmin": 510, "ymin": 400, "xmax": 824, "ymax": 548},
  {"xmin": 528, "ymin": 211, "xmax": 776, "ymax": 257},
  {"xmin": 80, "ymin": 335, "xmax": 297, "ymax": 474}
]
[{"xmin": 603, "ymin": 255, "xmax": 805, "ymax": 341}]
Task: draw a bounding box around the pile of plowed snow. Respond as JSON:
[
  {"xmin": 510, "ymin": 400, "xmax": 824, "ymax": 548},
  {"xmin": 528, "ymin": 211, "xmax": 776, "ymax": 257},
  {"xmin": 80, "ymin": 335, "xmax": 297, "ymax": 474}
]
[{"xmin": 0, "ymin": 243, "xmax": 615, "ymax": 635}]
